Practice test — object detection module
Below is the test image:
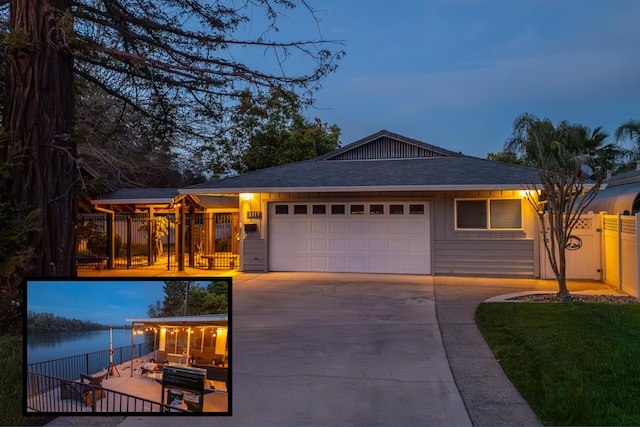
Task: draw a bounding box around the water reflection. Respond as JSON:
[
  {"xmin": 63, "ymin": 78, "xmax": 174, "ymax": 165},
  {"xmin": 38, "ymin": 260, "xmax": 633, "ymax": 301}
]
[{"xmin": 27, "ymin": 329, "xmax": 149, "ymax": 364}]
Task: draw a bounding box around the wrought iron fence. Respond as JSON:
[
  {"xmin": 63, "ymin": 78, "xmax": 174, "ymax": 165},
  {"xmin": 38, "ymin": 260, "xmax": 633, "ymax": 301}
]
[
  {"xmin": 27, "ymin": 341, "xmax": 154, "ymax": 382},
  {"xmin": 77, "ymin": 212, "xmax": 239, "ymax": 271},
  {"xmin": 26, "ymin": 372, "xmax": 186, "ymax": 413}
]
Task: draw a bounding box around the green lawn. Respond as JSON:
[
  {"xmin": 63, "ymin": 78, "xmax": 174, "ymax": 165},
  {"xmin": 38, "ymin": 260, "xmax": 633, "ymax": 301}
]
[
  {"xmin": 475, "ymin": 302, "xmax": 640, "ymax": 426},
  {"xmin": 0, "ymin": 335, "xmax": 55, "ymax": 426}
]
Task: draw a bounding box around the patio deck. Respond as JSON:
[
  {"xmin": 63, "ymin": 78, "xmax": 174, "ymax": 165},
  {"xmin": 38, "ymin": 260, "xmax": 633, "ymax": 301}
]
[{"xmin": 27, "ymin": 353, "xmax": 228, "ymax": 414}]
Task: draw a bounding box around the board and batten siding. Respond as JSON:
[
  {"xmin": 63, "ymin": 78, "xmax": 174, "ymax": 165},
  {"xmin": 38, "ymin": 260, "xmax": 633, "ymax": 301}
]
[
  {"xmin": 243, "ymin": 239, "xmax": 266, "ymax": 272},
  {"xmin": 434, "ymin": 239, "xmax": 535, "ymax": 277}
]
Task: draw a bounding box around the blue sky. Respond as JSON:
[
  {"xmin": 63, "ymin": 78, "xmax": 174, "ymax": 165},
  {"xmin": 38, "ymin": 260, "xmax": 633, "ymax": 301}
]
[
  {"xmin": 265, "ymin": 0, "xmax": 640, "ymax": 158},
  {"xmin": 26, "ymin": 280, "xmax": 211, "ymax": 326}
]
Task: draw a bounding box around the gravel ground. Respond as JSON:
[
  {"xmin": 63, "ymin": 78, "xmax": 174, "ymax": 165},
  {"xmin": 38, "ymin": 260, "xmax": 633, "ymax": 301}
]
[{"xmin": 509, "ymin": 293, "xmax": 640, "ymax": 304}]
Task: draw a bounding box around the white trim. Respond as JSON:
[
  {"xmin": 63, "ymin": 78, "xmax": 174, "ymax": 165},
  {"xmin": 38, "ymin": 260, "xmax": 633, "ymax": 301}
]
[{"xmin": 181, "ymin": 184, "xmax": 598, "ymax": 195}]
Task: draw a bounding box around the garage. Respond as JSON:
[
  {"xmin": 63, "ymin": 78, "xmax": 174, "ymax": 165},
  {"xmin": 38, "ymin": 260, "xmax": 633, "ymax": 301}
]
[{"xmin": 268, "ymin": 201, "xmax": 431, "ymax": 274}]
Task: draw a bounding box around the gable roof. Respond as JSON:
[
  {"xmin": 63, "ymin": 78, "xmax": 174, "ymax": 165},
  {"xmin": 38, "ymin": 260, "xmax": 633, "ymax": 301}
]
[
  {"xmin": 182, "ymin": 130, "xmax": 541, "ymax": 194},
  {"xmin": 316, "ymin": 129, "xmax": 463, "ymax": 160}
]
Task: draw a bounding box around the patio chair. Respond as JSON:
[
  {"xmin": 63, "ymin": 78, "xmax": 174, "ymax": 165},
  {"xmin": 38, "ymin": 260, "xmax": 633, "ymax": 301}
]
[{"xmin": 60, "ymin": 372, "xmax": 108, "ymax": 407}]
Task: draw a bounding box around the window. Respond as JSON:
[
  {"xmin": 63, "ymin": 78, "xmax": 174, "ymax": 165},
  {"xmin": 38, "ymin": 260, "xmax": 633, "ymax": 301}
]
[
  {"xmin": 350, "ymin": 204, "xmax": 365, "ymax": 215},
  {"xmin": 293, "ymin": 205, "xmax": 307, "ymax": 215},
  {"xmin": 490, "ymin": 199, "xmax": 522, "ymax": 229},
  {"xmin": 312, "ymin": 205, "xmax": 326, "ymax": 214},
  {"xmin": 275, "ymin": 205, "xmax": 289, "ymax": 215},
  {"xmin": 455, "ymin": 199, "xmax": 521, "ymax": 230},
  {"xmin": 369, "ymin": 204, "xmax": 384, "ymax": 215},
  {"xmin": 409, "ymin": 204, "xmax": 425, "ymax": 215},
  {"xmin": 331, "ymin": 204, "xmax": 345, "ymax": 215},
  {"xmin": 390, "ymin": 204, "xmax": 404, "ymax": 215}
]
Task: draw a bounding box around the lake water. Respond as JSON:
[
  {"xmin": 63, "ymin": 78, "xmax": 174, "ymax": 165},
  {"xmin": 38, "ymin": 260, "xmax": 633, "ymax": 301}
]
[{"xmin": 27, "ymin": 328, "xmax": 148, "ymax": 364}]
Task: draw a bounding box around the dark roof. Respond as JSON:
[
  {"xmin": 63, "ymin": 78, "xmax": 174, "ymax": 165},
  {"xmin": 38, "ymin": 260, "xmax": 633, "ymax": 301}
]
[
  {"xmin": 184, "ymin": 157, "xmax": 541, "ymax": 194},
  {"xmin": 92, "ymin": 188, "xmax": 182, "ymax": 204},
  {"xmin": 182, "ymin": 130, "xmax": 543, "ymax": 194}
]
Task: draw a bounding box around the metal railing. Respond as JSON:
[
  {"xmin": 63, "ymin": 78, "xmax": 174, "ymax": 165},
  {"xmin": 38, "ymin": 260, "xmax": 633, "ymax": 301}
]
[
  {"xmin": 26, "ymin": 372, "xmax": 187, "ymax": 413},
  {"xmin": 27, "ymin": 341, "xmax": 154, "ymax": 381}
]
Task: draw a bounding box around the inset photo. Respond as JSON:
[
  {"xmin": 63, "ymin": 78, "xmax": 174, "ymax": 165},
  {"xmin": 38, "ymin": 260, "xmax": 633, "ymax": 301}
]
[{"xmin": 24, "ymin": 277, "xmax": 231, "ymax": 416}]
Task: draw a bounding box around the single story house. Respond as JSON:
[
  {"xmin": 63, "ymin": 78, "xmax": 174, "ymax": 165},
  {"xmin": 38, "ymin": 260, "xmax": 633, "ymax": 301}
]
[{"xmin": 181, "ymin": 130, "xmax": 551, "ymax": 277}]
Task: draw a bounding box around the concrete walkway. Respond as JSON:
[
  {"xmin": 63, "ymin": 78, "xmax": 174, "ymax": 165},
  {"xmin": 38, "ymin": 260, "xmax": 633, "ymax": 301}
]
[{"xmin": 49, "ymin": 272, "xmax": 622, "ymax": 426}]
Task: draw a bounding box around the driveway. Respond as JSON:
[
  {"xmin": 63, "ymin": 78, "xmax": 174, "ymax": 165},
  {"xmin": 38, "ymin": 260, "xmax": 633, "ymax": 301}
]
[{"xmin": 120, "ymin": 272, "xmax": 472, "ymax": 426}]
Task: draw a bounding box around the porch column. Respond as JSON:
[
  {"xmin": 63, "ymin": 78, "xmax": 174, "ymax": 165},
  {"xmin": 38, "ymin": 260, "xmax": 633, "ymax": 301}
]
[
  {"xmin": 215, "ymin": 328, "xmax": 228, "ymax": 361},
  {"xmin": 159, "ymin": 328, "xmax": 166, "ymax": 351}
]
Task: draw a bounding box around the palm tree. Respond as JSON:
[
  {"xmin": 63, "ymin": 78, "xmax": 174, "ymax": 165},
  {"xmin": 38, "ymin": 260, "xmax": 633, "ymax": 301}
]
[
  {"xmin": 505, "ymin": 113, "xmax": 606, "ymax": 300},
  {"xmin": 614, "ymin": 119, "xmax": 640, "ymax": 147},
  {"xmin": 614, "ymin": 120, "xmax": 640, "ymax": 171}
]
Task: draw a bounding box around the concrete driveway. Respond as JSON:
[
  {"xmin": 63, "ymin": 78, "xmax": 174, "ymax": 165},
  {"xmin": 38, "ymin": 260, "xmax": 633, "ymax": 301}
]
[{"xmin": 121, "ymin": 272, "xmax": 472, "ymax": 426}]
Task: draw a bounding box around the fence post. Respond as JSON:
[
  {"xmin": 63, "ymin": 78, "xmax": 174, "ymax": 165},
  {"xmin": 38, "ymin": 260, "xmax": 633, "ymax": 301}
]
[
  {"xmin": 127, "ymin": 216, "xmax": 132, "ymax": 268},
  {"xmin": 636, "ymin": 213, "xmax": 640, "ymax": 297},
  {"xmin": 618, "ymin": 213, "xmax": 623, "ymax": 291}
]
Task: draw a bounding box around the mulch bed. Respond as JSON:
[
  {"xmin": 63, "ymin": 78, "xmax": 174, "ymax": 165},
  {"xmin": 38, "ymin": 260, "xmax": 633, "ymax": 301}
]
[{"xmin": 508, "ymin": 294, "xmax": 639, "ymax": 304}]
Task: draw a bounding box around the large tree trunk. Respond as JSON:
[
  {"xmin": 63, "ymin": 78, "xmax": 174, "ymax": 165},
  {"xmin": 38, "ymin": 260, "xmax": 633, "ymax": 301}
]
[{"xmin": 4, "ymin": 1, "xmax": 77, "ymax": 276}]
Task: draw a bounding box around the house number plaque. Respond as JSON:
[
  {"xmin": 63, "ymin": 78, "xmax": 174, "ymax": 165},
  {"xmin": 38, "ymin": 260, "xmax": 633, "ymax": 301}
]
[{"xmin": 247, "ymin": 211, "xmax": 262, "ymax": 219}]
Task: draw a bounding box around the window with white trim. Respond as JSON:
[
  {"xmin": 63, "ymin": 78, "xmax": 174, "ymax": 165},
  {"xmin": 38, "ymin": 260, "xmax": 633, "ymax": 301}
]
[{"xmin": 455, "ymin": 199, "xmax": 522, "ymax": 230}]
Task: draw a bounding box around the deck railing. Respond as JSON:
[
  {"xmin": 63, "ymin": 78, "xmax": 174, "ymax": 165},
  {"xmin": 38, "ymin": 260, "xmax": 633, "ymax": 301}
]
[
  {"xmin": 26, "ymin": 372, "xmax": 187, "ymax": 413},
  {"xmin": 27, "ymin": 341, "xmax": 154, "ymax": 382}
]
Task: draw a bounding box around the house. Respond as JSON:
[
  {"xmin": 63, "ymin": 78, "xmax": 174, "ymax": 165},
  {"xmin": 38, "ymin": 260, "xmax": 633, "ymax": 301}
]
[{"xmin": 182, "ymin": 130, "xmax": 548, "ymax": 277}]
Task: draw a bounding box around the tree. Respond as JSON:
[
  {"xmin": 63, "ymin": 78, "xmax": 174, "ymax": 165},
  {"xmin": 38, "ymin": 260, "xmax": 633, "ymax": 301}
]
[
  {"xmin": 614, "ymin": 119, "xmax": 640, "ymax": 171},
  {"xmin": 148, "ymin": 280, "xmax": 228, "ymax": 317},
  {"xmin": 1, "ymin": 1, "xmax": 344, "ymax": 277},
  {"xmin": 505, "ymin": 113, "xmax": 606, "ymax": 300},
  {"xmin": 208, "ymin": 88, "xmax": 341, "ymax": 176},
  {"xmin": 0, "ymin": 130, "xmax": 39, "ymax": 334}
]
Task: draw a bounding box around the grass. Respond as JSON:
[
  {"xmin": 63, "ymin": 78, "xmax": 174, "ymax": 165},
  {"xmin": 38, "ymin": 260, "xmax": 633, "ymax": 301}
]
[
  {"xmin": 475, "ymin": 302, "xmax": 640, "ymax": 426},
  {"xmin": 0, "ymin": 334, "xmax": 55, "ymax": 426}
]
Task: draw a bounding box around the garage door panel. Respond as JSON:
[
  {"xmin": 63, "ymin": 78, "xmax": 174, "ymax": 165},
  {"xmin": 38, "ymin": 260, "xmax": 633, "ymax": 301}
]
[
  {"xmin": 310, "ymin": 257, "xmax": 328, "ymax": 269},
  {"xmin": 349, "ymin": 239, "xmax": 366, "ymax": 251},
  {"xmin": 368, "ymin": 239, "xmax": 387, "ymax": 252},
  {"xmin": 311, "ymin": 239, "xmax": 328, "ymax": 251},
  {"xmin": 330, "ymin": 222, "xmax": 347, "ymax": 233},
  {"xmin": 292, "ymin": 222, "xmax": 309, "ymax": 233},
  {"xmin": 311, "ymin": 222, "xmax": 328, "ymax": 233},
  {"xmin": 349, "ymin": 222, "xmax": 367, "ymax": 234},
  {"xmin": 329, "ymin": 256, "xmax": 347, "ymax": 270},
  {"xmin": 368, "ymin": 222, "xmax": 387, "ymax": 234},
  {"xmin": 330, "ymin": 239, "xmax": 347, "ymax": 251},
  {"xmin": 291, "ymin": 239, "xmax": 309, "ymax": 251},
  {"xmin": 269, "ymin": 201, "xmax": 431, "ymax": 274}
]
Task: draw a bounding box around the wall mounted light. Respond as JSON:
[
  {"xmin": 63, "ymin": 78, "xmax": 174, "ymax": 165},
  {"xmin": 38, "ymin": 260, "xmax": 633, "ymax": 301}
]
[{"xmin": 240, "ymin": 193, "xmax": 252, "ymax": 200}]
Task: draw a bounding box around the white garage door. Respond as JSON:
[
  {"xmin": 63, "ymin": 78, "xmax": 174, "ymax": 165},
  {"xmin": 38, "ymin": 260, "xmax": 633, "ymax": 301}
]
[{"xmin": 268, "ymin": 201, "xmax": 431, "ymax": 274}]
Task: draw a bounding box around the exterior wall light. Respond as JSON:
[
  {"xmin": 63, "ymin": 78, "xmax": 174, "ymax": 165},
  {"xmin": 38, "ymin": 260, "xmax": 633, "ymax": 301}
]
[{"xmin": 240, "ymin": 193, "xmax": 251, "ymax": 200}]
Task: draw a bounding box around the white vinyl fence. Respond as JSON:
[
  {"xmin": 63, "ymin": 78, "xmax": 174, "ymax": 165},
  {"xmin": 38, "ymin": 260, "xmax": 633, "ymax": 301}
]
[{"xmin": 602, "ymin": 213, "xmax": 640, "ymax": 297}]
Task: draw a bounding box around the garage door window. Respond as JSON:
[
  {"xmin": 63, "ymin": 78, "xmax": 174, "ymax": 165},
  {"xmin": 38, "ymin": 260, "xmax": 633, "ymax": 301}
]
[
  {"xmin": 409, "ymin": 204, "xmax": 425, "ymax": 214},
  {"xmin": 370, "ymin": 204, "xmax": 384, "ymax": 215},
  {"xmin": 313, "ymin": 205, "xmax": 326, "ymax": 214},
  {"xmin": 294, "ymin": 205, "xmax": 307, "ymax": 215},
  {"xmin": 390, "ymin": 204, "xmax": 404, "ymax": 214},
  {"xmin": 332, "ymin": 204, "xmax": 345, "ymax": 215},
  {"xmin": 275, "ymin": 205, "xmax": 289, "ymax": 215},
  {"xmin": 455, "ymin": 199, "xmax": 522, "ymax": 230},
  {"xmin": 350, "ymin": 204, "xmax": 365, "ymax": 215}
]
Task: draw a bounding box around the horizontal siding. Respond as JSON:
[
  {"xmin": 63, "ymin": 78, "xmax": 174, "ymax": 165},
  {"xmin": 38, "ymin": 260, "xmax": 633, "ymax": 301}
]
[
  {"xmin": 243, "ymin": 239, "xmax": 266, "ymax": 272},
  {"xmin": 434, "ymin": 239, "xmax": 535, "ymax": 277}
]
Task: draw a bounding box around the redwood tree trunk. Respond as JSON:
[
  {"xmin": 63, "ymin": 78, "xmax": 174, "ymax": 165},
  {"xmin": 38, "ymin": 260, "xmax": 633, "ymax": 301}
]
[{"xmin": 4, "ymin": 1, "xmax": 77, "ymax": 276}]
